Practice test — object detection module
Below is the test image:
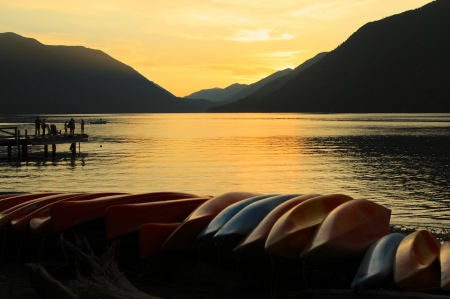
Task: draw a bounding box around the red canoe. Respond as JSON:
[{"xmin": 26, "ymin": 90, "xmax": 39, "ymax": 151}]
[
  {"xmin": 234, "ymin": 194, "xmax": 321, "ymax": 253},
  {"xmin": 105, "ymin": 197, "xmax": 211, "ymax": 239},
  {"xmin": 139, "ymin": 223, "xmax": 181, "ymax": 259},
  {"xmin": 300, "ymin": 199, "xmax": 391, "ymax": 260},
  {"xmin": 30, "ymin": 216, "xmax": 53, "ymax": 235},
  {"xmin": 162, "ymin": 192, "xmax": 260, "ymax": 250},
  {"xmin": 11, "ymin": 193, "xmax": 125, "ymax": 231},
  {"xmin": 0, "ymin": 193, "xmax": 83, "ymax": 228},
  {"xmin": 0, "ymin": 193, "xmax": 62, "ymax": 213},
  {"xmin": 51, "ymin": 192, "xmax": 202, "ymax": 232},
  {"xmin": 394, "ymin": 230, "xmax": 441, "ymax": 292},
  {"xmin": 264, "ymin": 194, "xmax": 353, "ymax": 258}
]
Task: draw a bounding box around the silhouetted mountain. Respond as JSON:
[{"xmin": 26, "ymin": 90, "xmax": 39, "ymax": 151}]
[
  {"xmin": 244, "ymin": 52, "xmax": 328, "ymax": 99},
  {"xmin": 220, "ymin": 68, "xmax": 293, "ymax": 104},
  {"xmin": 0, "ymin": 32, "xmax": 201, "ymax": 113},
  {"xmin": 184, "ymin": 83, "xmax": 247, "ymax": 102},
  {"xmin": 210, "ymin": 0, "xmax": 450, "ymax": 113}
]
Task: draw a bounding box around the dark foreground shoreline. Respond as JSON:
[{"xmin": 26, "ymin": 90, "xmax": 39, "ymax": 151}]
[{"xmin": 0, "ymin": 224, "xmax": 449, "ymax": 299}]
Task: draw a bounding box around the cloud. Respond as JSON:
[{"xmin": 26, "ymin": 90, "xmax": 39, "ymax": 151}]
[{"xmin": 228, "ymin": 28, "xmax": 294, "ymax": 42}]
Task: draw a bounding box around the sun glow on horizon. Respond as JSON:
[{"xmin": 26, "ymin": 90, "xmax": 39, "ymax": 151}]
[{"xmin": 0, "ymin": 0, "xmax": 432, "ymax": 97}]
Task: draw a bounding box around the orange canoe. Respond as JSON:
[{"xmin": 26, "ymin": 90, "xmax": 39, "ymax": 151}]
[
  {"xmin": 139, "ymin": 223, "xmax": 181, "ymax": 259},
  {"xmin": 441, "ymin": 242, "xmax": 450, "ymax": 291},
  {"xmin": 0, "ymin": 193, "xmax": 83, "ymax": 228},
  {"xmin": 394, "ymin": 230, "xmax": 441, "ymax": 292},
  {"xmin": 264, "ymin": 194, "xmax": 353, "ymax": 258},
  {"xmin": 11, "ymin": 193, "xmax": 125, "ymax": 231},
  {"xmin": 0, "ymin": 193, "xmax": 62, "ymax": 213},
  {"xmin": 51, "ymin": 192, "xmax": 202, "ymax": 232},
  {"xmin": 105, "ymin": 197, "xmax": 210, "ymax": 239},
  {"xmin": 162, "ymin": 192, "xmax": 260, "ymax": 250},
  {"xmin": 300, "ymin": 199, "xmax": 391, "ymax": 260}
]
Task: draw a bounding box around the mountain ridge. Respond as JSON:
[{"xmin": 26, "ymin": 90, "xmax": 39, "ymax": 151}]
[{"xmin": 209, "ymin": 0, "xmax": 450, "ymax": 113}]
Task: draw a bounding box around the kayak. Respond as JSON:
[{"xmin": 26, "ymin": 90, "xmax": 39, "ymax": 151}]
[
  {"xmin": 213, "ymin": 194, "xmax": 302, "ymax": 248},
  {"xmin": 300, "ymin": 199, "xmax": 391, "ymax": 260},
  {"xmin": 441, "ymin": 242, "xmax": 450, "ymax": 291},
  {"xmin": 139, "ymin": 222, "xmax": 181, "ymax": 259},
  {"xmin": 51, "ymin": 192, "xmax": 202, "ymax": 232},
  {"xmin": 351, "ymin": 233, "xmax": 405, "ymax": 289},
  {"xmin": 265, "ymin": 194, "xmax": 353, "ymax": 258},
  {"xmin": 105, "ymin": 197, "xmax": 210, "ymax": 239},
  {"xmin": 394, "ymin": 230, "xmax": 441, "ymax": 292},
  {"xmin": 234, "ymin": 194, "xmax": 320, "ymax": 253},
  {"xmin": 11, "ymin": 193, "xmax": 125, "ymax": 231},
  {"xmin": 197, "ymin": 194, "xmax": 278, "ymax": 241},
  {"xmin": 162, "ymin": 192, "xmax": 260, "ymax": 250}
]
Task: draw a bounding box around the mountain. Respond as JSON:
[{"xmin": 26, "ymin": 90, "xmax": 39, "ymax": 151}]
[
  {"xmin": 0, "ymin": 32, "xmax": 200, "ymax": 113},
  {"xmin": 241, "ymin": 52, "xmax": 328, "ymax": 100},
  {"xmin": 209, "ymin": 0, "xmax": 450, "ymax": 113},
  {"xmin": 220, "ymin": 68, "xmax": 293, "ymax": 104},
  {"xmin": 184, "ymin": 83, "xmax": 247, "ymax": 102}
]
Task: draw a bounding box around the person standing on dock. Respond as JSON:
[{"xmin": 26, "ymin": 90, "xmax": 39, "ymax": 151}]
[
  {"xmin": 68, "ymin": 118, "xmax": 75, "ymax": 135},
  {"xmin": 81, "ymin": 119, "xmax": 85, "ymax": 134},
  {"xmin": 34, "ymin": 116, "xmax": 42, "ymax": 136},
  {"xmin": 41, "ymin": 119, "xmax": 47, "ymax": 136}
]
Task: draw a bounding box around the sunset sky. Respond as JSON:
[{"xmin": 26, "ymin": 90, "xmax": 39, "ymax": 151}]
[{"xmin": 0, "ymin": 0, "xmax": 431, "ymax": 97}]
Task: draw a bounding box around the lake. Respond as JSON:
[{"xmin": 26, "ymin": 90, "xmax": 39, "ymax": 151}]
[{"xmin": 1, "ymin": 113, "xmax": 449, "ymax": 228}]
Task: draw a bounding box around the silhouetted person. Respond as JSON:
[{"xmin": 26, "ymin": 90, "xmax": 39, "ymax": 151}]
[
  {"xmin": 68, "ymin": 118, "xmax": 75, "ymax": 134},
  {"xmin": 41, "ymin": 119, "xmax": 46, "ymax": 136},
  {"xmin": 81, "ymin": 119, "xmax": 85, "ymax": 134},
  {"xmin": 34, "ymin": 116, "xmax": 41, "ymax": 136},
  {"xmin": 64, "ymin": 121, "xmax": 68, "ymax": 135}
]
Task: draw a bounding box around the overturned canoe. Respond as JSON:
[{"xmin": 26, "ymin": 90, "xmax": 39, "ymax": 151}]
[
  {"xmin": 300, "ymin": 199, "xmax": 391, "ymax": 260},
  {"xmin": 197, "ymin": 194, "xmax": 278, "ymax": 241},
  {"xmin": 0, "ymin": 193, "xmax": 83, "ymax": 228},
  {"xmin": 139, "ymin": 223, "xmax": 181, "ymax": 259},
  {"xmin": 162, "ymin": 192, "xmax": 260, "ymax": 250},
  {"xmin": 394, "ymin": 230, "xmax": 441, "ymax": 292},
  {"xmin": 441, "ymin": 241, "xmax": 450, "ymax": 291},
  {"xmin": 265, "ymin": 194, "xmax": 353, "ymax": 258},
  {"xmin": 105, "ymin": 197, "xmax": 210, "ymax": 239},
  {"xmin": 0, "ymin": 193, "xmax": 62, "ymax": 213},
  {"xmin": 234, "ymin": 194, "xmax": 320, "ymax": 253},
  {"xmin": 51, "ymin": 192, "xmax": 202, "ymax": 232},
  {"xmin": 351, "ymin": 233, "xmax": 405, "ymax": 290},
  {"xmin": 213, "ymin": 194, "xmax": 302, "ymax": 248},
  {"xmin": 12, "ymin": 193, "xmax": 125, "ymax": 231}
]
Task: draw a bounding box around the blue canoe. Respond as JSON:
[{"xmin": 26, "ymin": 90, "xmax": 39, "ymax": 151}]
[
  {"xmin": 197, "ymin": 194, "xmax": 278, "ymax": 241},
  {"xmin": 351, "ymin": 233, "xmax": 405, "ymax": 289},
  {"xmin": 213, "ymin": 194, "xmax": 302, "ymax": 247}
]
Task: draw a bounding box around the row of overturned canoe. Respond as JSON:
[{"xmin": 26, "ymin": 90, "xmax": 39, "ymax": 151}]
[{"xmin": 0, "ymin": 191, "xmax": 448, "ymax": 293}]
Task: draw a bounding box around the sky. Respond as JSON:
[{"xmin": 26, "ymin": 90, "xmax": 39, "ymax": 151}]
[{"xmin": 0, "ymin": 0, "xmax": 431, "ymax": 97}]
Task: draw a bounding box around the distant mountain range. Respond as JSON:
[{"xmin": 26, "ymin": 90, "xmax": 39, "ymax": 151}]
[
  {"xmin": 184, "ymin": 83, "xmax": 248, "ymax": 102},
  {"xmin": 210, "ymin": 0, "xmax": 450, "ymax": 113},
  {"xmin": 2, "ymin": 1, "xmax": 448, "ymax": 114},
  {"xmin": 0, "ymin": 32, "xmax": 200, "ymax": 113}
]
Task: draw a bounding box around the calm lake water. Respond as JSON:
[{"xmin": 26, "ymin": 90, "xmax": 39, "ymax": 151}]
[{"xmin": 1, "ymin": 113, "xmax": 449, "ymax": 228}]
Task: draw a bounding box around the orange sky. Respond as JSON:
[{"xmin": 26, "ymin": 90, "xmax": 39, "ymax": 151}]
[{"xmin": 0, "ymin": 0, "xmax": 431, "ymax": 97}]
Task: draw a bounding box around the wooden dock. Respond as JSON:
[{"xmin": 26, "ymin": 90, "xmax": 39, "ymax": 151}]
[{"xmin": 0, "ymin": 126, "xmax": 88, "ymax": 159}]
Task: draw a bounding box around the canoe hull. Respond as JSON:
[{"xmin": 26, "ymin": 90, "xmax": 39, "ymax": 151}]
[
  {"xmin": 394, "ymin": 230, "xmax": 441, "ymax": 292},
  {"xmin": 300, "ymin": 199, "xmax": 391, "ymax": 260}
]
